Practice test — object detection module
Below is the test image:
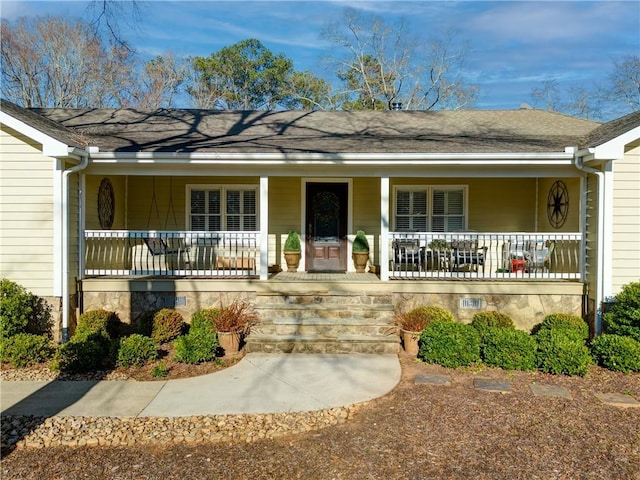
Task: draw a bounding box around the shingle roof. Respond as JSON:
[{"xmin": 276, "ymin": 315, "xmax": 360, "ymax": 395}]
[
  {"xmin": 0, "ymin": 99, "xmax": 86, "ymax": 149},
  {"xmin": 31, "ymin": 107, "xmax": 600, "ymax": 155},
  {"xmin": 580, "ymin": 110, "xmax": 640, "ymax": 148}
]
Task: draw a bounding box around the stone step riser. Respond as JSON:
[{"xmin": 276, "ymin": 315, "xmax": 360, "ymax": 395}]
[
  {"xmin": 254, "ymin": 324, "xmax": 398, "ymax": 336},
  {"xmin": 256, "ymin": 309, "xmax": 394, "ymax": 322},
  {"xmin": 250, "ymin": 293, "xmax": 397, "ymax": 354},
  {"xmin": 255, "ymin": 295, "xmax": 393, "ymax": 307},
  {"xmin": 244, "ymin": 340, "xmax": 400, "ymax": 355}
]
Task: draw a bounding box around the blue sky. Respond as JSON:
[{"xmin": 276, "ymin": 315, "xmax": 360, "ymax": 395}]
[{"xmin": 2, "ymin": 1, "xmax": 639, "ymax": 118}]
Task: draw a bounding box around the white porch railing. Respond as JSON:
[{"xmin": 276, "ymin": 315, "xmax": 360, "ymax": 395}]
[
  {"xmin": 389, "ymin": 232, "xmax": 583, "ymax": 280},
  {"xmin": 84, "ymin": 230, "xmax": 259, "ymax": 277},
  {"xmin": 84, "ymin": 230, "xmax": 582, "ymax": 281}
]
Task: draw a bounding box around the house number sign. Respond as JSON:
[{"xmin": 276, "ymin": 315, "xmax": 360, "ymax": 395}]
[{"xmin": 98, "ymin": 178, "xmax": 115, "ymax": 229}]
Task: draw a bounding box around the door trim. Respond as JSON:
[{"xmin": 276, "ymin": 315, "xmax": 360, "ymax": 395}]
[{"xmin": 301, "ymin": 178, "xmax": 352, "ymax": 272}]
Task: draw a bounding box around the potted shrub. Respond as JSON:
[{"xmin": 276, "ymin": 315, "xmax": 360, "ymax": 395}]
[
  {"xmin": 352, "ymin": 230, "xmax": 370, "ymax": 273},
  {"xmin": 213, "ymin": 298, "xmax": 258, "ymax": 355},
  {"xmin": 395, "ymin": 306, "xmax": 455, "ymax": 355},
  {"xmin": 283, "ymin": 231, "xmax": 301, "ymax": 272}
]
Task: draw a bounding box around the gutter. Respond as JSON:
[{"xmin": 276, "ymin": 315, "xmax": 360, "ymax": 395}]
[
  {"xmin": 573, "ymin": 147, "xmax": 604, "ymax": 334},
  {"xmin": 61, "ymin": 148, "xmax": 89, "ymax": 342}
]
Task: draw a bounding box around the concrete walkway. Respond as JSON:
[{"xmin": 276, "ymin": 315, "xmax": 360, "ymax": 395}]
[{"xmin": 0, "ymin": 353, "xmax": 401, "ymax": 418}]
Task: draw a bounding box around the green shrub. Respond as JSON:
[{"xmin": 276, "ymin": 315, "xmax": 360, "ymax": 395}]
[
  {"xmin": 481, "ymin": 328, "xmax": 537, "ymax": 371},
  {"xmin": 174, "ymin": 330, "xmax": 219, "ymax": 364},
  {"xmin": 116, "ymin": 334, "xmax": 158, "ymax": 368},
  {"xmin": 152, "ymin": 361, "xmax": 169, "ymax": 378},
  {"xmin": 602, "ymin": 282, "xmax": 640, "ymax": 342},
  {"xmin": 74, "ymin": 309, "xmax": 121, "ymax": 342},
  {"xmin": 0, "ymin": 333, "xmax": 54, "ymax": 367},
  {"xmin": 535, "ymin": 313, "xmax": 589, "ymax": 342},
  {"xmin": 471, "ymin": 311, "xmax": 515, "ymax": 339},
  {"xmin": 535, "ymin": 329, "xmax": 591, "ymax": 377},
  {"xmin": 52, "ymin": 333, "xmax": 113, "ymax": 373},
  {"xmin": 151, "ymin": 309, "xmax": 185, "ymax": 343},
  {"xmin": 190, "ymin": 308, "xmax": 220, "ymax": 334},
  {"xmin": 418, "ymin": 321, "xmax": 480, "ymax": 368},
  {"xmin": 395, "ymin": 305, "xmax": 455, "ymax": 332},
  {"xmin": 590, "ymin": 334, "xmax": 640, "ymax": 373},
  {"xmin": 1, "ymin": 279, "xmax": 32, "ymax": 338}
]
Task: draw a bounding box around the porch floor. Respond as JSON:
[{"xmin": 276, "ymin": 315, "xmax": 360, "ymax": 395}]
[{"xmin": 270, "ymin": 272, "xmax": 380, "ymax": 282}]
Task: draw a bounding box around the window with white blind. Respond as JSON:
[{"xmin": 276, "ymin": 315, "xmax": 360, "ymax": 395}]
[
  {"xmin": 394, "ymin": 186, "xmax": 466, "ymax": 232},
  {"xmin": 188, "ymin": 186, "xmax": 258, "ymax": 231}
]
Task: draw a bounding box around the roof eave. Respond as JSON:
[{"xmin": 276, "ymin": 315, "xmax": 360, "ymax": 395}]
[
  {"xmin": 88, "ymin": 151, "xmax": 575, "ymax": 166},
  {"xmin": 1, "ymin": 110, "xmax": 71, "ymax": 157}
]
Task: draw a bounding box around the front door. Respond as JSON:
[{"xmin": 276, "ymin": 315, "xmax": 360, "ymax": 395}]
[{"xmin": 306, "ymin": 182, "xmax": 348, "ymax": 272}]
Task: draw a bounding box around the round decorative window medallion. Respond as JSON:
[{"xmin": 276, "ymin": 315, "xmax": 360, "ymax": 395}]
[
  {"xmin": 547, "ymin": 180, "xmax": 569, "ymax": 229},
  {"xmin": 98, "ymin": 178, "xmax": 115, "ymax": 229}
]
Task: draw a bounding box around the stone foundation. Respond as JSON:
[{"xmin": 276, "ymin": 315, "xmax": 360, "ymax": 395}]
[
  {"xmin": 82, "ymin": 290, "xmax": 256, "ymax": 325},
  {"xmin": 394, "ymin": 292, "xmax": 583, "ymax": 332}
]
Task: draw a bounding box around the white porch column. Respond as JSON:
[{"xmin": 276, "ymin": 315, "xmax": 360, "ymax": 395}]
[
  {"xmin": 602, "ymin": 161, "xmax": 614, "ymax": 302},
  {"xmin": 260, "ymin": 176, "xmax": 269, "ymax": 281},
  {"xmin": 380, "ymin": 176, "xmax": 389, "ymax": 281}
]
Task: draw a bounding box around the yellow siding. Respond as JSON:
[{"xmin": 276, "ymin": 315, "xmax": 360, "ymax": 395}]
[
  {"xmin": 86, "ymin": 175, "xmax": 126, "ymax": 229},
  {"xmin": 353, "ymin": 178, "xmax": 380, "ymax": 235},
  {"xmin": 612, "ymin": 145, "xmax": 640, "ymax": 294},
  {"xmin": 0, "ymin": 126, "xmax": 55, "ymax": 296}
]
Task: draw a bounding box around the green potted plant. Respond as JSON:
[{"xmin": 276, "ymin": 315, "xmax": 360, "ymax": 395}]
[
  {"xmin": 352, "ymin": 230, "xmax": 370, "ymax": 273},
  {"xmin": 283, "ymin": 231, "xmax": 301, "ymax": 272}
]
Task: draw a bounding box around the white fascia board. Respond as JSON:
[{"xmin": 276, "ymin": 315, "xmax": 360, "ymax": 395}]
[
  {"xmin": 88, "ymin": 151, "xmax": 575, "ymax": 165},
  {"xmin": 593, "ymin": 126, "xmax": 640, "ymax": 160},
  {"xmin": 0, "ymin": 111, "xmax": 70, "ymax": 157}
]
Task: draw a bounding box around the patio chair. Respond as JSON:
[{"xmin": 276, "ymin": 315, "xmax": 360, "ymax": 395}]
[
  {"xmin": 450, "ymin": 239, "xmax": 487, "ymax": 273},
  {"xmin": 525, "ymin": 240, "xmax": 554, "ymax": 273},
  {"xmin": 392, "ymin": 239, "xmax": 424, "ymax": 272},
  {"xmin": 131, "ymin": 236, "xmax": 184, "ymax": 273}
]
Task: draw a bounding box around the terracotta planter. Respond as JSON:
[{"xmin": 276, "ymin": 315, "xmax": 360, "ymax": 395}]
[
  {"xmin": 352, "ymin": 252, "xmax": 369, "ymax": 273},
  {"xmin": 218, "ymin": 330, "xmax": 242, "ymax": 355},
  {"xmin": 283, "ymin": 252, "xmax": 301, "ymax": 272},
  {"xmin": 401, "ymin": 329, "xmax": 421, "ymax": 355}
]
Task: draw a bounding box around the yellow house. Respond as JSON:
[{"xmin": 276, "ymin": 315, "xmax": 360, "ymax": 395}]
[{"xmin": 1, "ymin": 99, "xmax": 638, "ymax": 349}]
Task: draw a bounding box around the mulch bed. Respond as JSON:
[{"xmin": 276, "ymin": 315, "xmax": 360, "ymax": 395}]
[{"xmin": 2, "ymin": 353, "xmax": 639, "ymax": 479}]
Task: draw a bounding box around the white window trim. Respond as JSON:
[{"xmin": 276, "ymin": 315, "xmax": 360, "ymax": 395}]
[
  {"xmin": 186, "ymin": 184, "xmax": 260, "ymax": 231},
  {"xmin": 392, "ymin": 184, "xmax": 468, "ymax": 232}
]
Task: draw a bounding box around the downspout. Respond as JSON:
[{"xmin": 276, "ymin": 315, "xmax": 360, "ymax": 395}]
[
  {"xmin": 573, "ymin": 148, "xmax": 604, "ymax": 334},
  {"xmin": 61, "ymin": 149, "xmax": 89, "ymax": 342}
]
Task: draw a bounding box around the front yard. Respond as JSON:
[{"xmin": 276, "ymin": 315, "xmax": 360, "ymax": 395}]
[{"xmin": 1, "ymin": 354, "xmax": 639, "ymax": 479}]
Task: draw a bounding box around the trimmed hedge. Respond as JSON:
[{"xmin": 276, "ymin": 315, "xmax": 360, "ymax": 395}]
[
  {"xmin": 481, "ymin": 327, "xmax": 537, "ymax": 371},
  {"xmin": 0, "ymin": 333, "xmax": 54, "ymax": 367},
  {"xmin": 590, "ymin": 334, "xmax": 640, "ymax": 373},
  {"xmin": 535, "ymin": 329, "xmax": 591, "ymax": 377},
  {"xmin": 53, "ymin": 333, "xmax": 114, "ymax": 373},
  {"xmin": 117, "ymin": 334, "xmax": 159, "ymax": 368},
  {"xmin": 535, "ymin": 313, "xmax": 589, "ymax": 342},
  {"xmin": 0, "ymin": 279, "xmax": 52, "ymax": 339},
  {"xmin": 74, "ymin": 309, "xmax": 121, "ymax": 342},
  {"xmin": 396, "ymin": 305, "xmax": 455, "ymax": 332},
  {"xmin": 174, "ymin": 330, "xmax": 219, "ymax": 364},
  {"xmin": 471, "ymin": 311, "xmax": 515, "ymax": 346},
  {"xmin": 190, "ymin": 308, "xmax": 220, "ymax": 334},
  {"xmin": 602, "ymin": 281, "xmax": 640, "ymax": 342},
  {"xmin": 418, "ymin": 321, "xmax": 480, "ymax": 368},
  {"xmin": 151, "ymin": 309, "xmax": 186, "ymax": 343}
]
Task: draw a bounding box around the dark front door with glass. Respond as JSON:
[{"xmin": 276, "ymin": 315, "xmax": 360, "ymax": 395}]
[{"xmin": 305, "ymin": 182, "xmax": 348, "ymax": 272}]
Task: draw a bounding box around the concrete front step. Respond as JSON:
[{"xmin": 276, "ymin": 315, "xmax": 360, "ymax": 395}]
[{"xmin": 244, "ymin": 333, "xmax": 400, "ymax": 354}]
